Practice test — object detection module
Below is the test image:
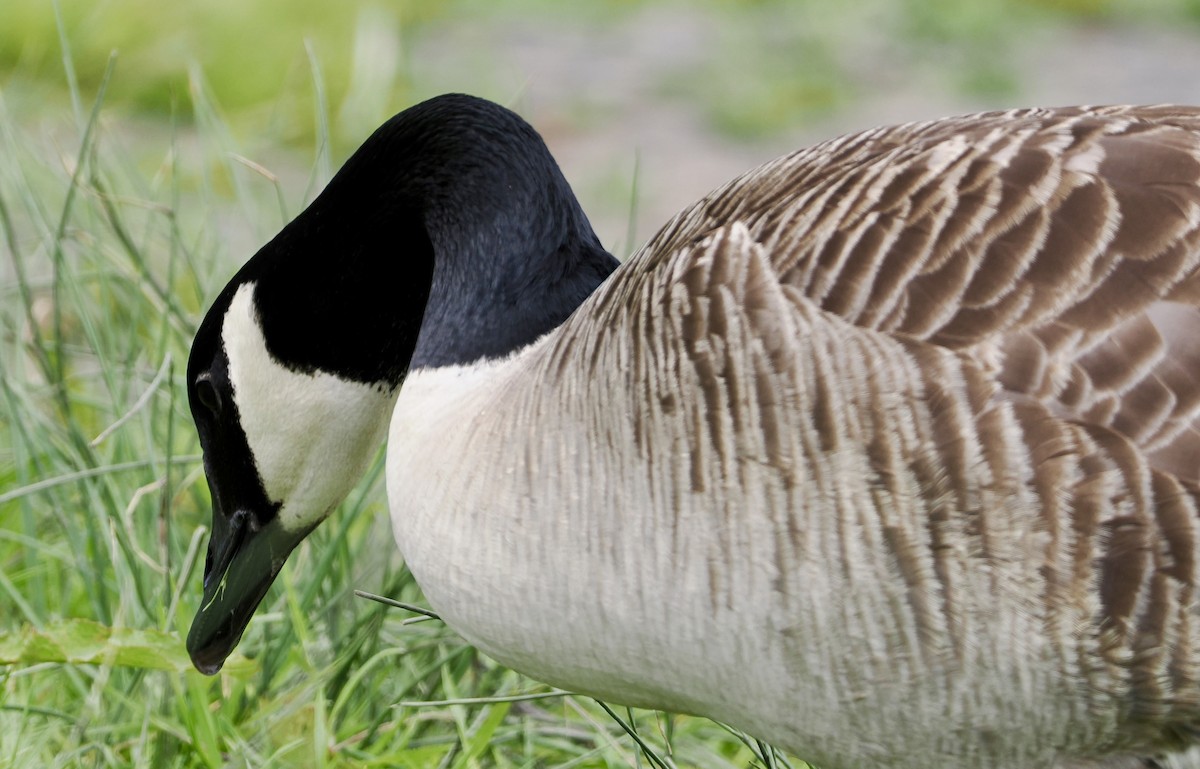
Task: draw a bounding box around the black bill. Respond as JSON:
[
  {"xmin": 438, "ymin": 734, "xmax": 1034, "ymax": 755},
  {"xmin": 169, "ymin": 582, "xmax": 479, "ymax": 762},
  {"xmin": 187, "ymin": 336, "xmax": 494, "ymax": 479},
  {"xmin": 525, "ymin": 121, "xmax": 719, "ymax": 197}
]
[{"xmin": 186, "ymin": 511, "xmax": 307, "ymax": 674}]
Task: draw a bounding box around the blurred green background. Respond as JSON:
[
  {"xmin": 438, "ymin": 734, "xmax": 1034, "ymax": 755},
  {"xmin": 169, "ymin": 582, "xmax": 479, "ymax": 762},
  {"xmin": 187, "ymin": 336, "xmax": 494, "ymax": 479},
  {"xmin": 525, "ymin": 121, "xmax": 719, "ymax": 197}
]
[
  {"xmin": 4, "ymin": 2, "xmax": 1200, "ymax": 767},
  {"xmin": 7, "ymin": 0, "xmax": 1200, "ymax": 244}
]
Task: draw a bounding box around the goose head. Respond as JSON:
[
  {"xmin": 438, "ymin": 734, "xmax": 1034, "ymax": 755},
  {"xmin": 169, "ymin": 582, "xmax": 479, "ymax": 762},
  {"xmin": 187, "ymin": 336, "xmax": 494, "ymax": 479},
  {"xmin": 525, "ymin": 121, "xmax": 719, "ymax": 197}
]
[{"xmin": 185, "ymin": 94, "xmax": 618, "ymax": 674}]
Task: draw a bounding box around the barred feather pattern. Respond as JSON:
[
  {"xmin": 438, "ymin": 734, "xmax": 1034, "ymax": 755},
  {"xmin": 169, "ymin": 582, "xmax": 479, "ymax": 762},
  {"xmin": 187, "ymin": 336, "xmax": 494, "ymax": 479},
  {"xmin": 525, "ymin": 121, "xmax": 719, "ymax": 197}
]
[{"xmin": 389, "ymin": 107, "xmax": 1200, "ymax": 769}]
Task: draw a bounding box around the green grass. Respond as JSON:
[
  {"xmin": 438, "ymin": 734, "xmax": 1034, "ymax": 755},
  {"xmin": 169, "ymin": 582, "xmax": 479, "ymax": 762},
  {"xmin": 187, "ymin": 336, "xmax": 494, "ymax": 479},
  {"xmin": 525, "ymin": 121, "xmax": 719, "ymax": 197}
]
[{"xmin": 0, "ymin": 34, "xmax": 811, "ymax": 769}]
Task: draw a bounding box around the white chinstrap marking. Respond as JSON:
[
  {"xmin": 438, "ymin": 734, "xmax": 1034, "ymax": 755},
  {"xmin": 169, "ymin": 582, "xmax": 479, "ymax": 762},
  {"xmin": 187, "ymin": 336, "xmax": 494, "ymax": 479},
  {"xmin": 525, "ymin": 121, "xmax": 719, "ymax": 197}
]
[{"xmin": 222, "ymin": 283, "xmax": 398, "ymax": 532}]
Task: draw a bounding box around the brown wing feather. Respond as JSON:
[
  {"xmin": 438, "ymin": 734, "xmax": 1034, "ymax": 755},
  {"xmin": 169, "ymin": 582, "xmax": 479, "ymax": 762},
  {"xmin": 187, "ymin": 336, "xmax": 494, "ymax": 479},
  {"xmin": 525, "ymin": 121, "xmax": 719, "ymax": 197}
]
[{"xmin": 640, "ymin": 106, "xmax": 1200, "ymax": 486}]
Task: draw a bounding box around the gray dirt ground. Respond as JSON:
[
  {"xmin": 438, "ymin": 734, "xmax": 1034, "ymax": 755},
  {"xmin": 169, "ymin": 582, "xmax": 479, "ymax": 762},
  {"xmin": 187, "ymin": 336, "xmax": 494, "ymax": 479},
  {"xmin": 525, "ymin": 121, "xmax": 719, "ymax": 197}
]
[{"xmin": 406, "ymin": 8, "xmax": 1200, "ymax": 253}]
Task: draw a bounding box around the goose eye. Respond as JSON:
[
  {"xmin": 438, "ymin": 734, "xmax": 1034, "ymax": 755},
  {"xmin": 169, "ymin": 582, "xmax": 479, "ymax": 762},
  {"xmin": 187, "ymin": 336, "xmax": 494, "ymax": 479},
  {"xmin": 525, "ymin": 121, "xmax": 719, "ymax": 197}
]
[{"xmin": 195, "ymin": 375, "xmax": 221, "ymax": 415}]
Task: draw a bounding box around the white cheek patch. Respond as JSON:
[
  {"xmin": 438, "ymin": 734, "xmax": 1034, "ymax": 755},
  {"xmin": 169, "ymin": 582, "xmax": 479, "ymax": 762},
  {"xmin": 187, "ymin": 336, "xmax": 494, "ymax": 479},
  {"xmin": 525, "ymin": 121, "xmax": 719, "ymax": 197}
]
[{"xmin": 222, "ymin": 283, "xmax": 398, "ymax": 532}]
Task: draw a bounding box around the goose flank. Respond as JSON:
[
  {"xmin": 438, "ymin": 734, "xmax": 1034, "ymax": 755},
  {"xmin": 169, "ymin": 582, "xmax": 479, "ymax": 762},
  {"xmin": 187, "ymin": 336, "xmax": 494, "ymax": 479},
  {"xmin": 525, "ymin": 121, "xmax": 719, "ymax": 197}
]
[{"xmin": 185, "ymin": 95, "xmax": 1200, "ymax": 769}]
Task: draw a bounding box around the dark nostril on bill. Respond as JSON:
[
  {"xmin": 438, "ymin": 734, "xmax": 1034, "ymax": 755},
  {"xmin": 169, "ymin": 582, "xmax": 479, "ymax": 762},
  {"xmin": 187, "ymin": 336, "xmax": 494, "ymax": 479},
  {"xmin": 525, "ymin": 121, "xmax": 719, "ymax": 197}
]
[{"xmin": 202, "ymin": 545, "xmax": 216, "ymax": 589}]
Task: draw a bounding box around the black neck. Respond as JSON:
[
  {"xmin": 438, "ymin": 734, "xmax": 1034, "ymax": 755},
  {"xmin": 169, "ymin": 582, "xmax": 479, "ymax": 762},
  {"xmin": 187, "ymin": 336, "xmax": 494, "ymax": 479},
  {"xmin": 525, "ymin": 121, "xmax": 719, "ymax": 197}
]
[{"xmin": 205, "ymin": 95, "xmax": 619, "ymax": 387}]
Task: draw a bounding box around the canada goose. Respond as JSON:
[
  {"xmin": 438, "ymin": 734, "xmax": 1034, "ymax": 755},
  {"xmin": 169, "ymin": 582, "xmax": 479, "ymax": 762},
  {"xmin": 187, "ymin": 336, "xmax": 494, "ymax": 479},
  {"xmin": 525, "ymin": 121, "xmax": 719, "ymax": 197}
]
[{"xmin": 185, "ymin": 94, "xmax": 1200, "ymax": 769}]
